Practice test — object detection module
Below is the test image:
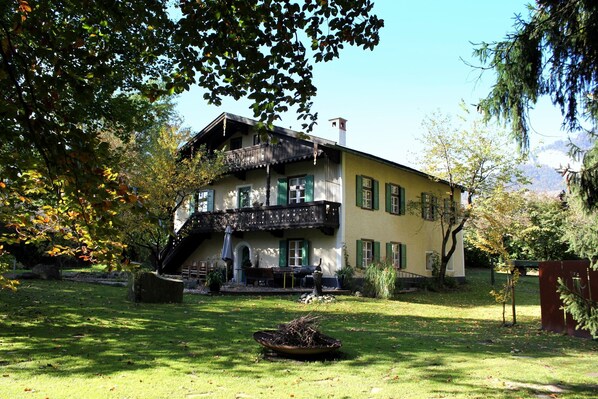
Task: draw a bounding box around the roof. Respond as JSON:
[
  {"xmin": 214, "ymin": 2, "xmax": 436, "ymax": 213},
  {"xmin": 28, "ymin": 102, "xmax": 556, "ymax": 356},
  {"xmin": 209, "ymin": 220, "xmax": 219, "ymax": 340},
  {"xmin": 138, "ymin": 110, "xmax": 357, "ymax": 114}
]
[
  {"xmin": 183, "ymin": 112, "xmax": 462, "ymax": 190},
  {"xmin": 180, "ymin": 112, "xmax": 337, "ymax": 153}
]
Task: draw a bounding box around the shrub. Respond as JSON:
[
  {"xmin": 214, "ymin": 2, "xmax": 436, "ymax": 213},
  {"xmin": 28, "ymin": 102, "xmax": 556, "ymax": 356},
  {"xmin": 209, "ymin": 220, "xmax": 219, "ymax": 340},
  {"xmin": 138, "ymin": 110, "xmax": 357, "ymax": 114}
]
[
  {"xmin": 364, "ymin": 261, "xmax": 396, "ymax": 299},
  {"xmin": 336, "ymin": 264, "xmax": 355, "ymax": 290}
]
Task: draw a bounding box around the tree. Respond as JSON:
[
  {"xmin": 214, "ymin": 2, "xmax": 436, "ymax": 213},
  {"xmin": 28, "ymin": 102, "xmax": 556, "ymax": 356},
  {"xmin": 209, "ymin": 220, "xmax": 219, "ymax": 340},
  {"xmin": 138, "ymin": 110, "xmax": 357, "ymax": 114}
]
[
  {"xmin": 0, "ymin": 0, "xmax": 382, "ymax": 286},
  {"xmin": 415, "ymin": 109, "xmax": 527, "ymax": 285},
  {"xmin": 113, "ymin": 99, "xmax": 226, "ymax": 273},
  {"xmin": 505, "ymin": 192, "xmax": 575, "ymax": 261},
  {"xmin": 473, "ymin": 0, "xmax": 598, "ymax": 211},
  {"xmin": 469, "ymin": 187, "xmax": 528, "ymax": 326},
  {"xmin": 563, "ymin": 194, "xmax": 598, "ymax": 264},
  {"xmin": 474, "ymin": 0, "xmax": 597, "ymax": 150},
  {"xmin": 558, "ymin": 192, "xmax": 598, "ymax": 338},
  {"xmin": 474, "ymin": 0, "xmax": 598, "ymax": 336},
  {"xmin": 0, "ymin": 245, "xmax": 19, "ymax": 291}
]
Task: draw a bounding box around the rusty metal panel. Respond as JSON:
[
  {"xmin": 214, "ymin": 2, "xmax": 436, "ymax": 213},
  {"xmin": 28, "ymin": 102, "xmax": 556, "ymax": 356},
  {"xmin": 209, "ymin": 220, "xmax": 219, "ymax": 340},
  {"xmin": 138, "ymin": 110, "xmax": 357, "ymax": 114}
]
[
  {"xmin": 539, "ymin": 261, "xmax": 566, "ymax": 334},
  {"xmin": 589, "ymin": 263, "xmax": 598, "ymax": 302},
  {"xmin": 539, "ymin": 260, "xmax": 595, "ymax": 339}
]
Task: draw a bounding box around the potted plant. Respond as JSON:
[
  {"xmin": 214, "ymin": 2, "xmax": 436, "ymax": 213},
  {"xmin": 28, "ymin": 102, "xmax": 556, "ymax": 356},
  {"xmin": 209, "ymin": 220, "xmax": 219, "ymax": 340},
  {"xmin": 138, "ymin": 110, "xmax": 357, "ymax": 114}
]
[{"xmin": 206, "ymin": 269, "xmax": 224, "ymax": 293}]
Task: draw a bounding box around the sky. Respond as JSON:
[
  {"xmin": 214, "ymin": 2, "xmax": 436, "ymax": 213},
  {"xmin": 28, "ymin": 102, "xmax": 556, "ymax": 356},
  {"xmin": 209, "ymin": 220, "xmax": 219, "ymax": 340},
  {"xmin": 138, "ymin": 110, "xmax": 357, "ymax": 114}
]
[{"xmin": 175, "ymin": 1, "xmax": 568, "ymax": 169}]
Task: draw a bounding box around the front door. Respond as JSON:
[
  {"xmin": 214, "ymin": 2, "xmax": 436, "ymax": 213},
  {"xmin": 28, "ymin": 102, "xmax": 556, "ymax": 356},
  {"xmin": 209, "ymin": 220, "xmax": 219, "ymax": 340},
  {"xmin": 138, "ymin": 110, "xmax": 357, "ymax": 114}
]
[{"xmin": 234, "ymin": 244, "xmax": 251, "ymax": 283}]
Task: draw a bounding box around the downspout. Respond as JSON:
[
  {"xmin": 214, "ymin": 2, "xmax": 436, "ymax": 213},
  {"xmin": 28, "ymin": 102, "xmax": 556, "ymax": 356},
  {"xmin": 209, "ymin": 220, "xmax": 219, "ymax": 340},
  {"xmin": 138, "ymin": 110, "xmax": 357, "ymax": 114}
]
[{"xmin": 265, "ymin": 163, "xmax": 271, "ymax": 206}]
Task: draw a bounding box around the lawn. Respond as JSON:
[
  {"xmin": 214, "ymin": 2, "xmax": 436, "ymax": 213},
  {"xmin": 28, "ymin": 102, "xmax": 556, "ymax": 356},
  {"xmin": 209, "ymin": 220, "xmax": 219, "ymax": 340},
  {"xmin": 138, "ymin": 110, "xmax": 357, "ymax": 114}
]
[{"xmin": 0, "ymin": 269, "xmax": 596, "ymax": 399}]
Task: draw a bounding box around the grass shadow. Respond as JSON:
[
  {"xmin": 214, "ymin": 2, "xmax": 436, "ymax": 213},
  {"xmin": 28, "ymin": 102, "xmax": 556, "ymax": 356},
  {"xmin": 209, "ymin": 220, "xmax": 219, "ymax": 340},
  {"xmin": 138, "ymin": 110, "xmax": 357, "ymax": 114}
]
[{"xmin": 1, "ymin": 275, "xmax": 596, "ymax": 399}]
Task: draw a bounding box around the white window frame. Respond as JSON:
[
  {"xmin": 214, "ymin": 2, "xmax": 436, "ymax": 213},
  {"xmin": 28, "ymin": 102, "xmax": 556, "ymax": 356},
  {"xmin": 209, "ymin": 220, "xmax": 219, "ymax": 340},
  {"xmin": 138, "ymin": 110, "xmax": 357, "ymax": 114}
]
[
  {"xmin": 196, "ymin": 190, "xmax": 209, "ymax": 212},
  {"xmin": 362, "ymin": 240, "xmax": 373, "ymax": 267},
  {"xmin": 425, "ymin": 251, "xmax": 435, "ymax": 271},
  {"xmin": 391, "ymin": 242, "xmax": 400, "ymax": 269},
  {"xmin": 390, "ymin": 184, "xmax": 400, "ymax": 215},
  {"xmin": 237, "ymin": 185, "xmax": 252, "ymax": 208},
  {"xmin": 288, "ymin": 176, "xmax": 306, "ymax": 204},
  {"xmin": 288, "ymin": 239, "xmax": 303, "ymax": 267},
  {"xmin": 362, "ymin": 177, "xmax": 373, "ymax": 210},
  {"xmin": 422, "ymin": 193, "xmax": 437, "ymax": 221},
  {"xmin": 443, "ymin": 198, "xmax": 456, "ymax": 224}
]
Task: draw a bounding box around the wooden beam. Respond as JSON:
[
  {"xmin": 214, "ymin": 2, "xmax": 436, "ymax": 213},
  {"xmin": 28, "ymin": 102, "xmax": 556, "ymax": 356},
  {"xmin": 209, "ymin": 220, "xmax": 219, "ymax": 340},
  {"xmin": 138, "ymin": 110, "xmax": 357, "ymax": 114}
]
[
  {"xmin": 272, "ymin": 163, "xmax": 285, "ymax": 175},
  {"xmin": 233, "ymin": 171, "xmax": 246, "ymax": 181}
]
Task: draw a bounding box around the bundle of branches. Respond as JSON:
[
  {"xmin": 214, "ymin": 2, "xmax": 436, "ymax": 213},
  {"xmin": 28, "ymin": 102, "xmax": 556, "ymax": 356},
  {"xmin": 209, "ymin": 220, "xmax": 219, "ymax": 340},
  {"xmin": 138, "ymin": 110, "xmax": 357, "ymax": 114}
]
[{"xmin": 270, "ymin": 315, "xmax": 333, "ymax": 347}]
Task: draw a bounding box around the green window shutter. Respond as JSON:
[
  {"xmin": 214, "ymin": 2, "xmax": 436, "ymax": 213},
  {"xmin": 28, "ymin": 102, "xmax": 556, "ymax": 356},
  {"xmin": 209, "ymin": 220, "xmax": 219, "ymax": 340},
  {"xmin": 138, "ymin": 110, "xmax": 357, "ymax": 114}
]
[
  {"xmin": 356, "ymin": 240, "xmax": 363, "ymax": 267},
  {"xmin": 373, "ymin": 241, "xmax": 380, "ymax": 262},
  {"xmin": 207, "ymin": 189, "xmax": 214, "ymax": 212},
  {"xmin": 302, "ymin": 240, "xmax": 310, "ymax": 266},
  {"xmin": 373, "ymin": 179, "xmax": 379, "ymax": 210},
  {"xmin": 279, "ymin": 240, "xmax": 287, "ymax": 267},
  {"xmin": 399, "ymin": 186, "xmax": 406, "ymax": 215},
  {"xmin": 188, "ymin": 194, "xmax": 195, "ymax": 214},
  {"xmin": 386, "ymin": 242, "xmax": 392, "ymax": 262},
  {"xmin": 305, "ymin": 175, "xmax": 314, "ymax": 202},
  {"xmin": 431, "ymin": 196, "xmax": 438, "ymax": 220},
  {"xmin": 421, "ymin": 192, "xmax": 428, "ymax": 218},
  {"xmin": 400, "ymin": 243, "xmax": 407, "ymax": 269},
  {"xmin": 385, "ymin": 183, "xmax": 392, "ymax": 213},
  {"xmin": 277, "ymin": 178, "xmax": 288, "ymax": 205},
  {"xmin": 355, "ymin": 175, "xmax": 363, "ymax": 207}
]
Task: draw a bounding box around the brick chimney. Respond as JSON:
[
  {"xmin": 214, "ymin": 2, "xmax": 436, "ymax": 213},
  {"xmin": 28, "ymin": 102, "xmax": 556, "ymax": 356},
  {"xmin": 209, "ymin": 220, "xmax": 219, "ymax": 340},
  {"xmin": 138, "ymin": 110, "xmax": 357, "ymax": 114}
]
[{"xmin": 329, "ymin": 117, "xmax": 347, "ymax": 146}]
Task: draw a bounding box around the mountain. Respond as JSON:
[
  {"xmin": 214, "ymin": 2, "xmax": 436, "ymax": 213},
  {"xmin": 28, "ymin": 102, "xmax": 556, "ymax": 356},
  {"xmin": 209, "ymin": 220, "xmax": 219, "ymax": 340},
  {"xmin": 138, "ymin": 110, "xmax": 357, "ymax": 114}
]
[{"xmin": 522, "ymin": 132, "xmax": 593, "ymax": 194}]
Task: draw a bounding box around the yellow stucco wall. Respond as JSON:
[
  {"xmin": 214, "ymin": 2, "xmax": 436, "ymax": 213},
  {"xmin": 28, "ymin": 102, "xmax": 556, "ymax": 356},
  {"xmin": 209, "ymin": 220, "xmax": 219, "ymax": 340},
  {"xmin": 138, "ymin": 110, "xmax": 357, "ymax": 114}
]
[
  {"xmin": 175, "ymin": 132, "xmax": 464, "ymax": 279},
  {"xmin": 342, "ymin": 152, "xmax": 465, "ymax": 278},
  {"xmin": 185, "ymin": 229, "xmax": 340, "ymax": 281}
]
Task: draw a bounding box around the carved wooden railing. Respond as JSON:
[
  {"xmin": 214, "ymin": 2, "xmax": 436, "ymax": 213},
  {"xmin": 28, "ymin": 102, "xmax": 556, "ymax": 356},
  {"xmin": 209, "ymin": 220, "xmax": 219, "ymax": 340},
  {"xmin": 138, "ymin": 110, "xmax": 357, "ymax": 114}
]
[
  {"xmin": 224, "ymin": 143, "xmax": 319, "ymax": 171},
  {"xmin": 395, "ymin": 270, "xmax": 429, "ymax": 288},
  {"xmin": 173, "ymin": 201, "xmax": 340, "ymax": 246}
]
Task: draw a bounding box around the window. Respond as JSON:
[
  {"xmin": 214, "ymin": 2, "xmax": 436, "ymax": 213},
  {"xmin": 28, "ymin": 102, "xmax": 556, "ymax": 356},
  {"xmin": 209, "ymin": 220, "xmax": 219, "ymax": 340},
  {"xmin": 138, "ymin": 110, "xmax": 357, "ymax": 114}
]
[
  {"xmin": 426, "ymin": 251, "xmax": 437, "ymax": 272},
  {"xmin": 230, "ymin": 137, "xmax": 242, "ymax": 150},
  {"xmin": 362, "ymin": 240, "xmax": 373, "ymax": 266},
  {"xmin": 356, "ymin": 175, "xmax": 379, "ymax": 210},
  {"xmin": 288, "ymin": 176, "xmax": 306, "ymax": 204},
  {"xmin": 362, "ymin": 177, "xmax": 373, "ymax": 209},
  {"xmin": 237, "ymin": 186, "xmax": 251, "ymax": 208},
  {"xmin": 443, "ymin": 198, "xmax": 456, "ymax": 224},
  {"xmin": 279, "ymin": 239, "xmax": 309, "ymax": 267},
  {"xmin": 188, "ymin": 189, "xmax": 214, "ymax": 213},
  {"xmin": 253, "ymin": 134, "xmax": 263, "ymax": 145},
  {"xmin": 356, "ymin": 239, "xmax": 380, "ymax": 267},
  {"xmin": 196, "ymin": 190, "xmax": 213, "ymax": 212},
  {"xmin": 421, "ymin": 192, "xmax": 438, "ymax": 221},
  {"xmin": 386, "ymin": 183, "xmax": 405, "ymax": 215},
  {"xmin": 390, "ymin": 185, "xmax": 399, "ymax": 214},
  {"xmin": 288, "ymin": 239, "xmax": 303, "ymax": 267},
  {"xmin": 277, "ymin": 176, "xmax": 314, "ymax": 205},
  {"xmin": 387, "ymin": 242, "xmax": 407, "ymax": 269}
]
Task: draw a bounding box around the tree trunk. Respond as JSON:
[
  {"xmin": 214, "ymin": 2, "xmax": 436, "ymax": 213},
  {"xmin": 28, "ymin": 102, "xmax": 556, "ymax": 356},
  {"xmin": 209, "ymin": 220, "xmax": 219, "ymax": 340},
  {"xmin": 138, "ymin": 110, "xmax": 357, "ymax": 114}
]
[
  {"xmin": 510, "ymin": 275, "xmax": 517, "ymax": 325},
  {"xmin": 438, "ymin": 260, "xmax": 448, "ymax": 285}
]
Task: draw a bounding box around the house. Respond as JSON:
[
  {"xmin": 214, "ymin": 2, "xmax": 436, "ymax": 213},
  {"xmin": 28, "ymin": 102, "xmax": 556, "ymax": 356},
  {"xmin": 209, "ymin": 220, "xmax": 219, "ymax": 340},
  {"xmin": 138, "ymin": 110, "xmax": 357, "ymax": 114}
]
[{"xmin": 162, "ymin": 113, "xmax": 465, "ymax": 285}]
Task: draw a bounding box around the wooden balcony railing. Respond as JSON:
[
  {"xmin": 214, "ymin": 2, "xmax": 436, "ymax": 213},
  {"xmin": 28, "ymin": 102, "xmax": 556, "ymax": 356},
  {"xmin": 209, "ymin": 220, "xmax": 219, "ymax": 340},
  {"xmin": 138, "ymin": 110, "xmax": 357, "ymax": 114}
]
[
  {"xmin": 174, "ymin": 201, "xmax": 340, "ymax": 243},
  {"xmin": 224, "ymin": 143, "xmax": 319, "ymax": 171}
]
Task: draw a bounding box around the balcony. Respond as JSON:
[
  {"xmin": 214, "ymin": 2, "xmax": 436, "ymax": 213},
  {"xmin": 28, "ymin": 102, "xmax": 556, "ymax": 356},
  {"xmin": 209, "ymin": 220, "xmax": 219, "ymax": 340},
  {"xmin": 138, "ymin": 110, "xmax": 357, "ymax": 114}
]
[
  {"xmin": 224, "ymin": 143, "xmax": 320, "ymax": 172},
  {"xmin": 176, "ymin": 201, "xmax": 340, "ymax": 239}
]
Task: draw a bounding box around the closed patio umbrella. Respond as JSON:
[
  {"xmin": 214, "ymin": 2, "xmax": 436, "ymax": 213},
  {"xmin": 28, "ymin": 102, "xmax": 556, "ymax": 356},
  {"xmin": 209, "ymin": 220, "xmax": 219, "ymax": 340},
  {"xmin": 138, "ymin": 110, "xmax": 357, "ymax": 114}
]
[{"xmin": 221, "ymin": 225, "xmax": 234, "ymax": 282}]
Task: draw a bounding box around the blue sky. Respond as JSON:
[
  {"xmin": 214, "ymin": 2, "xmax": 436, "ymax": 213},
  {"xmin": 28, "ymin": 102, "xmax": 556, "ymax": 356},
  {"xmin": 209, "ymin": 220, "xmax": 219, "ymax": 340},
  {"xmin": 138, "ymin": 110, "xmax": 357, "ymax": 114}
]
[{"xmin": 175, "ymin": 1, "xmax": 566, "ymax": 168}]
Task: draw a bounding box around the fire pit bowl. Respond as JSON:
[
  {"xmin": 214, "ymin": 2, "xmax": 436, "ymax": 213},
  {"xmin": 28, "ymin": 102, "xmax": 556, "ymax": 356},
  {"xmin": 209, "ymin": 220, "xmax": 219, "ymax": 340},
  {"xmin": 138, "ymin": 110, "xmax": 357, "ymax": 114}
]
[{"xmin": 253, "ymin": 330, "xmax": 342, "ymax": 355}]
